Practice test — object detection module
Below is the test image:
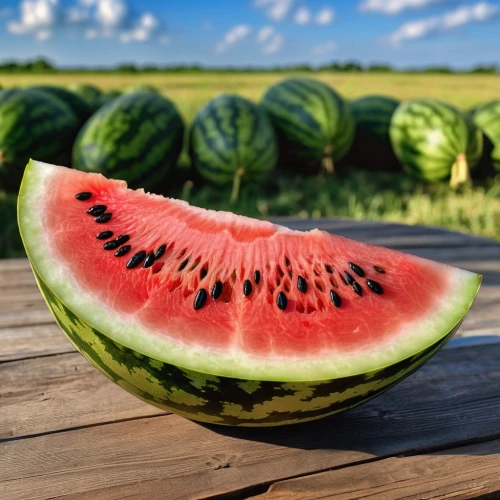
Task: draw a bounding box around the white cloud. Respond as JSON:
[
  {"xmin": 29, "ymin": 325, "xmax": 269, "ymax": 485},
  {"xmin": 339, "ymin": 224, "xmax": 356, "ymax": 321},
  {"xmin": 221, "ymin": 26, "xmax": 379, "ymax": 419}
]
[
  {"xmin": 120, "ymin": 12, "xmax": 159, "ymax": 43},
  {"xmin": 254, "ymin": 0, "xmax": 294, "ymax": 21},
  {"xmin": 294, "ymin": 7, "xmax": 311, "ymax": 24},
  {"xmin": 390, "ymin": 2, "xmax": 499, "ymax": 44},
  {"xmin": 312, "ymin": 40, "xmax": 336, "ymax": 54},
  {"xmin": 262, "ymin": 33, "xmax": 284, "ymax": 54},
  {"xmin": 8, "ymin": 0, "xmax": 169, "ymax": 43},
  {"xmin": 315, "ymin": 7, "xmax": 335, "ymax": 25},
  {"xmin": 8, "ymin": 0, "xmax": 61, "ymax": 37},
  {"xmin": 359, "ymin": 0, "xmax": 444, "ymax": 15},
  {"xmin": 257, "ymin": 25, "xmax": 275, "ymax": 43},
  {"xmin": 216, "ymin": 24, "xmax": 252, "ymax": 52}
]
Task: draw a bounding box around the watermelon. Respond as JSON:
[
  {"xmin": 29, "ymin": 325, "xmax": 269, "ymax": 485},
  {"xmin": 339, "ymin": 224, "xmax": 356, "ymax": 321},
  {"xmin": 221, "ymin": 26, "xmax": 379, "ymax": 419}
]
[
  {"xmin": 69, "ymin": 83, "xmax": 102, "ymax": 113},
  {"xmin": 31, "ymin": 85, "xmax": 93, "ymax": 127},
  {"xmin": 189, "ymin": 94, "xmax": 278, "ymax": 202},
  {"xmin": 469, "ymin": 100, "xmax": 500, "ymax": 175},
  {"xmin": 72, "ymin": 92, "xmax": 184, "ymax": 192},
  {"xmin": 349, "ymin": 95, "xmax": 401, "ymax": 171},
  {"xmin": 18, "ymin": 160, "xmax": 481, "ymax": 426},
  {"xmin": 390, "ymin": 99, "xmax": 483, "ymax": 188},
  {"xmin": 261, "ymin": 78, "xmax": 355, "ymax": 174},
  {"xmin": 0, "ymin": 89, "xmax": 79, "ymax": 193}
]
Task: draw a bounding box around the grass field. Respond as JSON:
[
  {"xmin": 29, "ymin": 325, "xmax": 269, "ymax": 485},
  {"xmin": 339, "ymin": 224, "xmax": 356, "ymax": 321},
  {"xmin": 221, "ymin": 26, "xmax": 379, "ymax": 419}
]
[{"xmin": 1, "ymin": 72, "xmax": 499, "ymax": 258}]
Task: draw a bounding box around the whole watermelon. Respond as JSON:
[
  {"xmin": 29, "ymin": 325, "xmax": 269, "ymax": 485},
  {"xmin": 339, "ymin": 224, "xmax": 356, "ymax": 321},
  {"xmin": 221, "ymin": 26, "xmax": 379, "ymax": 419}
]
[
  {"xmin": 69, "ymin": 83, "xmax": 102, "ymax": 113},
  {"xmin": 349, "ymin": 95, "xmax": 400, "ymax": 171},
  {"xmin": 390, "ymin": 99, "xmax": 483, "ymax": 188},
  {"xmin": 0, "ymin": 89, "xmax": 79, "ymax": 192},
  {"xmin": 31, "ymin": 85, "xmax": 93, "ymax": 127},
  {"xmin": 261, "ymin": 78, "xmax": 354, "ymax": 174},
  {"xmin": 189, "ymin": 94, "xmax": 278, "ymax": 201},
  {"xmin": 469, "ymin": 100, "xmax": 500, "ymax": 175},
  {"xmin": 73, "ymin": 92, "xmax": 184, "ymax": 192}
]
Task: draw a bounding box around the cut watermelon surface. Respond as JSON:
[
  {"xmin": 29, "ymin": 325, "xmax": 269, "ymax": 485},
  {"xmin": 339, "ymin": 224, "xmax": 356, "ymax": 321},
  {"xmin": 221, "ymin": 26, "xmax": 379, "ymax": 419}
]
[{"xmin": 18, "ymin": 160, "xmax": 481, "ymax": 426}]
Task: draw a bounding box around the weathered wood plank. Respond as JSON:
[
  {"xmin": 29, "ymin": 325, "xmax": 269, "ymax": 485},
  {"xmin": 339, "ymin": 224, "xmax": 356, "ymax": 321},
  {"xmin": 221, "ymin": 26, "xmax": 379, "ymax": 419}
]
[
  {"xmin": 1, "ymin": 343, "xmax": 500, "ymax": 499},
  {"xmin": 255, "ymin": 439, "xmax": 500, "ymax": 500},
  {"xmin": 0, "ymin": 323, "xmax": 75, "ymax": 362},
  {"xmin": 0, "ymin": 353, "xmax": 160, "ymax": 440}
]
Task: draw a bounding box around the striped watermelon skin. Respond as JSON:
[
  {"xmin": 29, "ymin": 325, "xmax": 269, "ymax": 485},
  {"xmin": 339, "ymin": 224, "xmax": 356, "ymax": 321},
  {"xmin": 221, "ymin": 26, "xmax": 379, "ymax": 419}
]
[
  {"xmin": 33, "ymin": 264, "xmax": 459, "ymax": 427},
  {"xmin": 0, "ymin": 89, "xmax": 79, "ymax": 192},
  {"xmin": 349, "ymin": 95, "xmax": 401, "ymax": 171},
  {"xmin": 189, "ymin": 94, "xmax": 278, "ymax": 185},
  {"xmin": 73, "ymin": 92, "xmax": 184, "ymax": 192},
  {"xmin": 261, "ymin": 78, "xmax": 355, "ymax": 173},
  {"xmin": 97, "ymin": 89, "xmax": 122, "ymax": 109},
  {"xmin": 390, "ymin": 99, "xmax": 483, "ymax": 184},
  {"xmin": 469, "ymin": 100, "xmax": 500, "ymax": 174},
  {"xmin": 31, "ymin": 85, "xmax": 93, "ymax": 127}
]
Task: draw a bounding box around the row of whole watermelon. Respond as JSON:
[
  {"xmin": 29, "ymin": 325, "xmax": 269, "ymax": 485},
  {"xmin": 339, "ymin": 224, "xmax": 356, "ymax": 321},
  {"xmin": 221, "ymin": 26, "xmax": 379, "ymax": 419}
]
[{"xmin": 0, "ymin": 77, "xmax": 499, "ymax": 196}]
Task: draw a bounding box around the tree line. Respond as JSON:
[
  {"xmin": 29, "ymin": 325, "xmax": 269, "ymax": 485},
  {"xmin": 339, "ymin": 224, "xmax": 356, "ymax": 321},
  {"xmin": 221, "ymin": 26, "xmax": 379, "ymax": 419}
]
[{"xmin": 0, "ymin": 57, "xmax": 497, "ymax": 74}]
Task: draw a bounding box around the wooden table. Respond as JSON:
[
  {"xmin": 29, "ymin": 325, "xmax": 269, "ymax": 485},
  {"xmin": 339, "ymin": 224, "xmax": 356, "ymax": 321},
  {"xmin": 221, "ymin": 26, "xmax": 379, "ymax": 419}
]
[{"xmin": 1, "ymin": 220, "xmax": 500, "ymax": 500}]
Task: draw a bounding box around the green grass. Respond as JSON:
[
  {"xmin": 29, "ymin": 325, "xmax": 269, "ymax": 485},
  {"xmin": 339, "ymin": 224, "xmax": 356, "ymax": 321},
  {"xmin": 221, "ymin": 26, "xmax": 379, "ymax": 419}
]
[{"xmin": 1, "ymin": 72, "xmax": 499, "ymax": 258}]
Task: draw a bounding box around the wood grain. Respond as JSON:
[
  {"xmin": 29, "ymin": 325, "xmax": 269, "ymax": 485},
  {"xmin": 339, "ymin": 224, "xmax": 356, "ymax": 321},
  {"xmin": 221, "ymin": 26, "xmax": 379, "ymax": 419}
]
[
  {"xmin": 255, "ymin": 439, "xmax": 500, "ymax": 500},
  {"xmin": 0, "ymin": 353, "xmax": 161, "ymax": 440},
  {"xmin": 1, "ymin": 343, "xmax": 500, "ymax": 499}
]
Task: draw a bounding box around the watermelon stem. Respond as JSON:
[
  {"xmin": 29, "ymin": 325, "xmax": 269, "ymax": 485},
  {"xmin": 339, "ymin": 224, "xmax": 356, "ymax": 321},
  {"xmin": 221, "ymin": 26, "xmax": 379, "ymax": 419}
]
[
  {"xmin": 230, "ymin": 168, "xmax": 245, "ymax": 204},
  {"xmin": 450, "ymin": 153, "xmax": 470, "ymax": 189},
  {"xmin": 323, "ymin": 145, "xmax": 335, "ymax": 175}
]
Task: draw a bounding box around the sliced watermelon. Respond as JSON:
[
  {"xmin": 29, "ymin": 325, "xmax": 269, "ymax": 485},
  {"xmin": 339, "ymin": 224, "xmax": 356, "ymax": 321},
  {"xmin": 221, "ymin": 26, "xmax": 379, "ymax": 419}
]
[{"xmin": 18, "ymin": 160, "xmax": 481, "ymax": 426}]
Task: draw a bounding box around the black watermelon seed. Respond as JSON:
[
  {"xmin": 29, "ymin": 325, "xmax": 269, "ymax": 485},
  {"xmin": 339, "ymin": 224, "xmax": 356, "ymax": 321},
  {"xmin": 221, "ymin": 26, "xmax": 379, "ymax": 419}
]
[
  {"xmin": 243, "ymin": 279, "xmax": 252, "ymax": 296},
  {"xmin": 95, "ymin": 213, "xmax": 112, "ymax": 223},
  {"xmin": 103, "ymin": 240, "xmax": 120, "ymax": 251},
  {"xmin": 194, "ymin": 289, "xmax": 207, "ymax": 310},
  {"xmin": 254, "ymin": 270, "xmax": 261, "ymax": 285},
  {"xmin": 178, "ymin": 258, "xmax": 189, "ymax": 271},
  {"xmin": 143, "ymin": 252, "xmax": 155, "ymax": 268},
  {"xmin": 374, "ymin": 266, "xmax": 386, "ymax": 274},
  {"xmin": 114, "ymin": 245, "xmax": 131, "ymax": 257},
  {"xmin": 344, "ymin": 272, "xmax": 355, "ymax": 286},
  {"xmin": 285, "ymin": 257, "xmax": 290, "ymax": 267},
  {"xmin": 115, "ymin": 234, "xmax": 130, "ymax": 245},
  {"xmin": 155, "ymin": 244, "xmax": 166, "ymax": 260},
  {"xmin": 75, "ymin": 192, "xmax": 92, "ymax": 201},
  {"xmin": 200, "ymin": 268, "xmax": 208, "ymax": 279},
  {"xmin": 330, "ymin": 290, "xmax": 342, "ymax": 308},
  {"xmin": 297, "ymin": 275, "xmax": 308, "ymax": 293},
  {"xmin": 212, "ymin": 281, "xmax": 223, "ymax": 300},
  {"xmin": 96, "ymin": 230, "xmax": 113, "ymax": 240},
  {"xmin": 325, "ymin": 264, "xmax": 333, "ymax": 274},
  {"xmin": 87, "ymin": 205, "xmax": 107, "ymax": 216},
  {"xmin": 366, "ymin": 279, "xmax": 384, "ymax": 295},
  {"xmin": 277, "ymin": 291, "xmax": 287, "ymax": 311},
  {"xmin": 348, "ymin": 262, "xmax": 365, "ymax": 278},
  {"xmin": 352, "ymin": 281, "xmax": 363, "ymax": 296},
  {"xmin": 126, "ymin": 250, "xmax": 146, "ymax": 269}
]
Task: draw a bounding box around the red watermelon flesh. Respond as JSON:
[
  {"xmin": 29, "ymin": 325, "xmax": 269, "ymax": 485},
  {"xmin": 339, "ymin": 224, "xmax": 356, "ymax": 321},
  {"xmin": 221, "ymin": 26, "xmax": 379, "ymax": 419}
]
[{"xmin": 18, "ymin": 160, "xmax": 481, "ymax": 381}]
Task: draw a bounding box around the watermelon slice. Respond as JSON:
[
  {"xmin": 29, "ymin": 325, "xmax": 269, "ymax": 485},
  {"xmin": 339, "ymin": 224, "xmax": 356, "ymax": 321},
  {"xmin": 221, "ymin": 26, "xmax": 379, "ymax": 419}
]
[{"xmin": 18, "ymin": 160, "xmax": 481, "ymax": 426}]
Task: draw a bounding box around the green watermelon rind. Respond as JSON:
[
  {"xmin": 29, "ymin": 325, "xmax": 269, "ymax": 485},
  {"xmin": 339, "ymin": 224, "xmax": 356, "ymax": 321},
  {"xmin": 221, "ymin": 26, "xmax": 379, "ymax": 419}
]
[
  {"xmin": 389, "ymin": 99, "xmax": 483, "ymax": 183},
  {"xmin": 469, "ymin": 100, "xmax": 500, "ymax": 174},
  {"xmin": 72, "ymin": 92, "xmax": 185, "ymax": 191},
  {"xmin": 189, "ymin": 94, "xmax": 278, "ymax": 185},
  {"xmin": 28, "ymin": 264, "xmax": 464, "ymax": 426},
  {"xmin": 18, "ymin": 160, "xmax": 482, "ymax": 384},
  {"xmin": 0, "ymin": 90, "xmax": 80, "ymax": 192},
  {"xmin": 261, "ymin": 78, "xmax": 355, "ymax": 171}
]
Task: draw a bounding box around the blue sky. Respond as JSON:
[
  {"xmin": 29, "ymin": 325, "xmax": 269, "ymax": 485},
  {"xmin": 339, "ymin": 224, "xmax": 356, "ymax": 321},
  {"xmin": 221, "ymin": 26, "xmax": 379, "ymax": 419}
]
[{"xmin": 1, "ymin": 0, "xmax": 500, "ymax": 68}]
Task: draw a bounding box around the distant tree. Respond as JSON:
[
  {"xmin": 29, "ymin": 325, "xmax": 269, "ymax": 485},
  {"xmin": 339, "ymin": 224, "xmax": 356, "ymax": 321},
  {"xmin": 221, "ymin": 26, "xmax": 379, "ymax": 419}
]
[
  {"xmin": 368, "ymin": 64, "xmax": 393, "ymax": 72},
  {"xmin": 116, "ymin": 63, "xmax": 138, "ymax": 73},
  {"xmin": 469, "ymin": 65, "xmax": 498, "ymax": 74}
]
